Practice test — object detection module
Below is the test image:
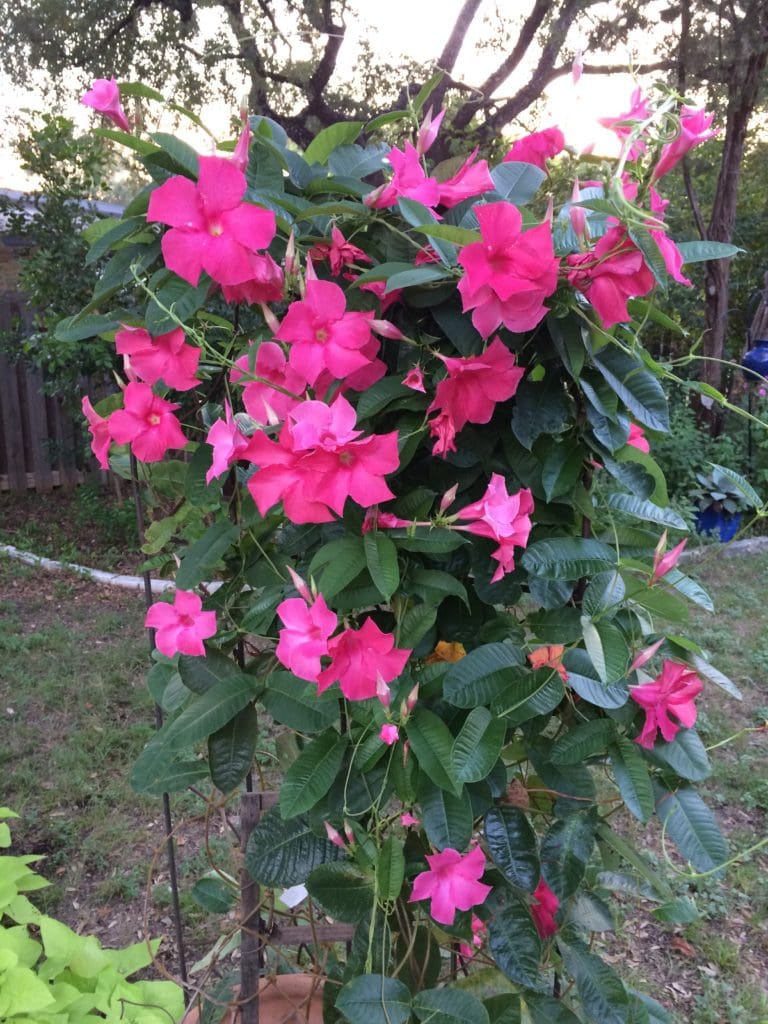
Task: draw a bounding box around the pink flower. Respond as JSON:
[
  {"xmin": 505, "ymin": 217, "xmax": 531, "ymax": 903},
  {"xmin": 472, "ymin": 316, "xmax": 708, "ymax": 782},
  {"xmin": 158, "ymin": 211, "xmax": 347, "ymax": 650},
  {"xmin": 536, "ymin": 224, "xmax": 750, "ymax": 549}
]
[
  {"xmin": 316, "ymin": 617, "xmax": 411, "ymax": 701},
  {"xmin": 503, "ymin": 127, "xmax": 565, "ymax": 171},
  {"xmin": 204, "ymin": 402, "xmax": 252, "ymax": 484},
  {"xmin": 379, "ymin": 724, "xmax": 400, "ymax": 745},
  {"xmin": 621, "ymin": 181, "xmax": 691, "ymax": 287},
  {"xmin": 459, "ymin": 914, "xmax": 487, "ymax": 958},
  {"xmin": 361, "ymin": 508, "xmax": 411, "ymax": 533},
  {"xmin": 409, "ymin": 846, "xmax": 492, "ymax": 926},
  {"xmin": 309, "ymin": 226, "xmax": 372, "ymax": 276},
  {"xmin": 437, "ymin": 150, "xmax": 494, "ymax": 208},
  {"xmin": 275, "ymin": 593, "xmax": 338, "ymax": 682},
  {"xmin": 416, "ymin": 106, "xmax": 445, "ymax": 156},
  {"xmin": 81, "ymin": 78, "xmax": 130, "ymax": 132},
  {"xmin": 114, "ymin": 325, "xmax": 200, "ymax": 392},
  {"xmin": 457, "ymin": 202, "xmax": 559, "ymax": 338},
  {"xmin": 651, "ymin": 106, "xmax": 717, "ymax": 182},
  {"xmin": 145, "ymin": 590, "xmax": 217, "ymax": 657},
  {"xmin": 627, "ymin": 423, "xmax": 650, "ymax": 453},
  {"xmin": 598, "ymin": 89, "xmax": 653, "ymax": 160},
  {"xmin": 403, "ymin": 366, "xmax": 426, "ymax": 393},
  {"xmin": 414, "ymin": 246, "xmax": 441, "ymax": 265},
  {"xmin": 107, "ymin": 382, "xmax": 187, "ymax": 463},
  {"xmin": 401, "ymin": 812, "xmax": 420, "ymax": 827},
  {"xmin": 220, "ymin": 253, "xmax": 284, "ymax": 305},
  {"xmin": 231, "ymin": 342, "xmax": 304, "ymax": 424},
  {"xmin": 428, "ymin": 337, "xmax": 524, "ymax": 456},
  {"xmin": 651, "ymin": 532, "xmax": 687, "ymax": 584},
  {"xmin": 565, "ymin": 225, "xmax": 655, "ymax": 328},
  {"xmin": 456, "ymin": 475, "xmax": 534, "ymax": 582},
  {"xmin": 358, "ymin": 278, "xmax": 402, "ymax": 313},
  {"xmin": 246, "ymin": 396, "xmax": 400, "ymax": 524},
  {"xmin": 630, "ymin": 660, "xmax": 703, "ymax": 748},
  {"xmin": 231, "ymin": 116, "xmax": 251, "ymax": 173},
  {"xmin": 82, "ymin": 396, "xmax": 111, "ymax": 470},
  {"xmin": 530, "ymin": 879, "xmax": 559, "ymax": 938},
  {"xmin": 366, "ymin": 142, "xmax": 441, "ymax": 209},
  {"xmin": 147, "ymin": 155, "xmax": 276, "ymax": 287},
  {"xmin": 528, "ymin": 645, "xmax": 568, "ymax": 682},
  {"xmin": 274, "ymin": 278, "xmax": 377, "ymax": 387}
]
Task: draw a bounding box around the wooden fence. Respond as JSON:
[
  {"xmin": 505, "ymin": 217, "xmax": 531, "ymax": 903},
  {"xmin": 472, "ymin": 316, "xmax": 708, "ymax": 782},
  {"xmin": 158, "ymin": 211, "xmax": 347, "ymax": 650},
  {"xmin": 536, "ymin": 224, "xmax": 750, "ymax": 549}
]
[{"xmin": 0, "ymin": 295, "xmax": 89, "ymax": 493}]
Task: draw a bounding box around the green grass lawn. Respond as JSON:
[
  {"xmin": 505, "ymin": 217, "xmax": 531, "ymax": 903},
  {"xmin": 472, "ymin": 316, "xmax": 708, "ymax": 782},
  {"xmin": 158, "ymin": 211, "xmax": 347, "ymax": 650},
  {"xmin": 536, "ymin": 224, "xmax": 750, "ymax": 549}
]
[{"xmin": 0, "ymin": 548, "xmax": 766, "ymax": 1018}]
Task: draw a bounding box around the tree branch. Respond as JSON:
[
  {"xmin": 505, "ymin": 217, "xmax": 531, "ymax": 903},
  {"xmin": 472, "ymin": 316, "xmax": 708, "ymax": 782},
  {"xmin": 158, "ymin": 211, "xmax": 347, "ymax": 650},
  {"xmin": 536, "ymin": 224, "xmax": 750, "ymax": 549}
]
[{"xmin": 431, "ymin": 0, "xmax": 483, "ymax": 111}]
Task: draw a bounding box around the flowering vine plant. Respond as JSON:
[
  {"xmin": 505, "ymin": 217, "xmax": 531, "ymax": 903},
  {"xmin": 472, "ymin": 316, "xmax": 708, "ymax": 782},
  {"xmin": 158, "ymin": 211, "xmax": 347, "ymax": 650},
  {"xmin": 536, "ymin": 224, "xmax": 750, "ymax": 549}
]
[{"xmin": 69, "ymin": 76, "xmax": 752, "ymax": 1023}]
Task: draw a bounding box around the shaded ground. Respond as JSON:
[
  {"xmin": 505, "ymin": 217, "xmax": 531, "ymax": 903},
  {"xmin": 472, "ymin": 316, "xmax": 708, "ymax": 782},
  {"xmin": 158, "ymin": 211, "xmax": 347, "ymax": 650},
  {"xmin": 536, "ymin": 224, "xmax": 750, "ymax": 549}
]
[{"xmin": 1, "ymin": 542, "xmax": 767, "ymax": 1020}]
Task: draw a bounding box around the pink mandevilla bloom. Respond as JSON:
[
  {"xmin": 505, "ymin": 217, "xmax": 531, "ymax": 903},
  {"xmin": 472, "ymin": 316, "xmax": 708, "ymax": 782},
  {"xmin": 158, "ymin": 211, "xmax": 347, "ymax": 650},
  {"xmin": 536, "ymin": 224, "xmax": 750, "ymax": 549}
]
[
  {"xmin": 107, "ymin": 382, "xmax": 187, "ymax": 463},
  {"xmin": 114, "ymin": 325, "xmax": 200, "ymax": 391},
  {"xmin": 204, "ymin": 402, "xmax": 252, "ymax": 484},
  {"xmin": 409, "ymin": 846, "xmax": 492, "ymax": 926},
  {"xmin": 275, "ymin": 593, "xmax": 338, "ymax": 682},
  {"xmin": 82, "ymin": 396, "xmax": 111, "ymax": 470},
  {"xmin": 145, "ymin": 590, "xmax": 217, "ymax": 658},
  {"xmin": 630, "ymin": 659, "xmax": 704, "ymax": 748},
  {"xmin": 651, "ymin": 106, "xmax": 717, "ymax": 182},
  {"xmin": 459, "ymin": 914, "xmax": 487, "ymax": 958},
  {"xmin": 379, "ymin": 724, "xmax": 400, "ymax": 745},
  {"xmin": 503, "ymin": 127, "xmax": 565, "ymax": 171},
  {"xmin": 81, "ymin": 79, "xmax": 131, "ymax": 132},
  {"xmin": 627, "ymin": 423, "xmax": 650, "ymax": 453},
  {"xmin": 231, "ymin": 342, "xmax": 304, "ymax": 424},
  {"xmin": 437, "ymin": 150, "xmax": 494, "ymax": 208},
  {"xmin": 565, "ymin": 225, "xmax": 655, "ymax": 328},
  {"xmin": 598, "ymin": 88, "xmax": 653, "ymax": 160},
  {"xmin": 456, "ymin": 474, "xmax": 534, "ymax": 582},
  {"xmin": 366, "ymin": 142, "xmax": 441, "ymax": 209},
  {"xmin": 400, "ymin": 812, "xmax": 420, "ymax": 827},
  {"xmin": 147, "ymin": 155, "xmax": 276, "ymax": 287},
  {"xmin": 427, "ymin": 336, "xmax": 524, "ymax": 456},
  {"xmin": 530, "ymin": 878, "xmax": 559, "ymax": 938},
  {"xmin": 220, "ymin": 252, "xmax": 284, "ymax": 305},
  {"xmin": 403, "ymin": 366, "xmax": 426, "ymax": 393},
  {"xmin": 274, "ymin": 277, "xmax": 377, "ymax": 387},
  {"xmin": 457, "ymin": 202, "xmax": 559, "ymax": 338},
  {"xmin": 246, "ymin": 395, "xmax": 400, "ymax": 524},
  {"xmin": 621, "ymin": 181, "xmax": 691, "ymax": 287},
  {"xmin": 309, "ymin": 226, "xmax": 372, "ymax": 276},
  {"xmin": 316, "ymin": 617, "xmax": 411, "ymax": 701}
]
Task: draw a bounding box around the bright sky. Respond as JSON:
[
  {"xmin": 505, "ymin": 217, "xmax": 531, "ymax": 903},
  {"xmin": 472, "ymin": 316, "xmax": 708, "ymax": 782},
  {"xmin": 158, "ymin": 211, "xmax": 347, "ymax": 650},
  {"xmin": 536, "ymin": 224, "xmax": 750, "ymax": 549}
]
[{"xmin": 0, "ymin": 1, "xmax": 655, "ymax": 191}]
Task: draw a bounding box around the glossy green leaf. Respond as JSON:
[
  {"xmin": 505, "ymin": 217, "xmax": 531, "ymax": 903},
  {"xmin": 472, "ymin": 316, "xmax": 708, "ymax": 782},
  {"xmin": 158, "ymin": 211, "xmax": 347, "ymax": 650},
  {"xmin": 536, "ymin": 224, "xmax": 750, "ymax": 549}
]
[
  {"xmin": 510, "ymin": 378, "xmax": 572, "ymax": 450},
  {"xmin": 408, "ymin": 569, "xmax": 469, "ymax": 608},
  {"xmin": 150, "ymin": 131, "xmax": 200, "ymax": 175},
  {"xmin": 451, "ymin": 708, "xmax": 506, "ymax": 782},
  {"xmin": 559, "ymin": 935, "xmax": 630, "ymax": 1024},
  {"xmin": 487, "ymin": 889, "xmax": 542, "ymax": 987},
  {"xmin": 280, "ymin": 731, "xmax": 348, "ymax": 818},
  {"xmin": 492, "ymin": 669, "xmax": 565, "ymax": 724},
  {"xmin": 390, "ymin": 526, "xmax": 467, "ymax": 553},
  {"xmin": 580, "ymin": 618, "xmax": 629, "ymax": 683},
  {"xmin": 649, "ymin": 728, "xmax": 711, "ymax": 782},
  {"xmin": 304, "ymin": 121, "xmax": 363, "ymax": 164},
  {"xmin": 191, "ymin": 875, "xmax": 236, "ymax": 913},
  {"xmin": 384, "ymin": 265, "xmax": 453, "ymax": 292},
  {"xmin": 336, "ymin": 974, "xmax": 412, "ymax": 1024},
  {"xmin": 490, "ymin": 162, "xmax": 546, "ymax": 204},
  {"xmin": 444, "ymin": 643, "xmax": 525, "ymax": 707},
  {"xmin": 207, "ymin": 704, "xmax": 258, "ymax": 793},
  {"xmin": 261, "ymin": 671, "xmax": 339, "ymax": 732},
  {"xmin": 676, "ymin": 240, "xmax": 743, "ymax": 264},
  {"xmin": 609, "ymin": 737, "xmax": 654, "ymax": 822},
  {"xmin": 419, "ymin": 777, "xmax": 473, "ymax": 852},
  {"xmin": 377, "ymin": 834, "xmax": 405, "ymax": 901},
  {"xmin": 689, "ymin": 654, "xmax": 742, "ymax": 699},
  {"xmin": 245, "ymin": 809, "xmax": 342, "ymax": 886},
  {"xmin": 176, "ymin": 520, "xmax": 239, "ymax": 589},
  {"xmin": 551, "ymin": 719, "xmax": 615, "ymax": 764},
  {"xmin": 652, "ymin": 896, "xmax": 699, "ymax": 924},
  {"xmin": 364, "ymin": 532, "xmax": 400, "ymax": 601},
  {"xmin": 399, "ymin": 604, "xmax": 437, "ymax": 649},
  {"xmin": 307, "ymin": 862, "xmax": 373, "ymax": 922},
  {"xmin": 541, "ymin": 440, "xmax": 584, "ymax": 501},
  {"xmin": 521, "ymin": 538, "xmax": 616, "ymax": 580},
  {"xmin": 413, "ymin": 988, "xmax": 489, "ymax": 1024},
  {"xmin": 309, "ymin": 537, "xmax": 367, "ymax": 598},
  {"xmin": 606, "ymin": 493, "xmax": 687, "ymax": 530},
  {"xmin": 178, "ymin": 647, "xmax": 243, "ymax": 694},
  {"xmin": 484, "ymin": 807, "xmax": 539, "ymax": 891},
  {"xmin": 654, "ymin": 784, "xmax": 728, "ymax": 874},
  {"xmin": 540, "ymin": 812, "xmax": 596, "ymax": 898},
  {"xmin": 592, "ymin": 348, "xmax": 669, "ymax": 432},
  {"xmin": 406, "ymin": 709, "xmax": 462, "ymax": 795},
  {"xmin": 138, "ymin": 758, "xmax": 209, "ymax": 796}
]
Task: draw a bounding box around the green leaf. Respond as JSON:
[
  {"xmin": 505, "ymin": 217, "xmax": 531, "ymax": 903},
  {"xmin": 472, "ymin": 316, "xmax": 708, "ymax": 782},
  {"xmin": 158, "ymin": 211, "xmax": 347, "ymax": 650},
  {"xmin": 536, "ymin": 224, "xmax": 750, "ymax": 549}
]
[
  {"xmin": 309, "ymin": 537, "xmax": 366, "ymax": 598},
  {"xmin": 487, "ymin": 889, "xmax": 542, "ymax": 987},
  {"xmin": 541, "ymin": 440, "xmax": 584, "ymax": 501},
  {"xmin": 551, "ymin": 720, "xmax": 615, "ymax": 764},
  {"xmin": 540, "ymin": 813, "xmax": 596, "ymax": 898},
  {"xmin": 559, "ymin": 935, "xmax": 630, "ymax": 1024},
  {"xmin": 120, "ymin": 80, "xmax": 166, "ymax": 101},
  {"xmin": 709, "ymin": 463, "xmax": 763, "ymax": 508},
  {"xmin": 451, "ymin": 708, "xmax": 506, "ymax": 782},
  {"xmin": 54, "ymin": 312, "xmax": 121, "ymax": 342},
  {"xmin": 364, "ymin": 532, "xmax": 400, "ymax": 601},
  {"xmin": 689, "ymin": 654, "xmax": 742, "ymax": 700},
  {"xmin": 592, "ymin": 348, "xmax": 669, "ymax": 432},
  {"xmin": 178, "ymin": 647, "xmax": 243, "ymax": 694},
  {"xmin": 406, "ymin": 709, "xmax": 462, "ymax": 795},
  {"xmin": 150, "ymin": 131, "xmax": 200, "ymax": 176},
  {"xmin": 583, "ymin": 571, "xmax": 626, "ymax": 618},
  {"xmin": 176, "ymin": 520, "xmax": 239, "ymax": 589},
  {"xmin": 413, "ymin": 988, "xmax": 489, "ymax": 1024},
  {"xmin": 524, "ymin": 993, "xmax": 583, "ymax": 1024},
  {"xmin": 654, "ymin": 784, "xmax": 728, "ymax": 874},
  {"xmin": 191, "ymin": 875, "xmax": 236, "ymax": 913},
  {"xmin": 144, "ymin": 272, "xmax": 211, "ymax": 334},
  {"xmin": 510, "ymin": 378, "xmax": 572, "ymax": 450},
  {"xmin": 408, "ymin": 569, "xmax": 469, "ymax": 608},
  {"xmin": 85, "ymin": 215, "xmax": 150, "ymax": 264},
  {"xmin": 94, "ymin": 127, "xmax": 160, "ymax": 156},
  {"xmin": 419, "ymin": 779, "xmax": 474, "ymax": 852},
  {"xmin": 138, "ymin": 759, "xmax": 209, "ymax": 796},
  {"xmin": 390, "ymin": 527, "xmax": 467, "ymax": 553},
  {"xmin": 245, "ymin": 808, "xmax": 342, "ymax": 886},
  {"xmin": 207, "ymin": 704, "xmax": 258, "ymax": 792},
  {"xmin": 484, "ymin": 807, "xmax": 539, "ymax": 891},
  {"xmin": 580, "ymin": 618, "xmax": 629, "ymax": 683},
  {"xmin": 356, "ymin": 376, "xmax": 413, "ymax": 419},
  {"xmin": 490, "ymin": 162, "xmax": 546, "ymax": 204},
  {"xmin": 663, "ymin": 570, "xmax": 714, "ymax": 613},
  {"xmin": 676, "ymin": 240, "xmax": 744, "ymax": 264},
  {"xmin": 650, "ymin": 728, "xmax": 711, "ymax": 782},
  {"xmin": 384, "ymin": 265, "xmax": 453, "ymax": 292},
  {"xmin": 307, "ymin": 863, "xmax": 373, "ymax": 922},
  {"xmin": 527, "ymin": 608, "xmax": 583, "ymax": 643},
  {"xmin": 336, "ymin": 974, "xmax": 412, "ymax": 1024},
  {"xmin": 443, "ymin": 643, "xmax": 525, "ymax": 707},
  {"xmin": 280, "ymin": 731, "xmax": 348, "ymax": 818},
  {"xmin": 366, "ymin": 109, "xmax": 413, "ymax": 132},
  {"xmin": 261, "ymin": 671, "xmax": 340, "ymax": 733},
  {"xmin": 411, "ymin": 70, "xmax": 446, "ymax": 113},
  {"xmin": 609, "ymin": 738, "xmax": 654, "ymax": 822},
  {"xmin": 606, "ymin": 493, "xmax": 687, "ymax": 530},
  {"xmin": 377, "ymin": 834, "xmax": 405, "ymax": 901},
  {"xmin": 492, "ymin": 669, "xmax": 565, "ymax": 724},
  {"xmin": 304, "ymin": 122, "xmax": 363, "ymax": 164},
  {"xmin": 652, "ymin": 896, "xmax": 699, "ymax": 924},
  {"xmin": 521, "ymin": 538, "xmax": 616, "ymax": 580},
  {"xmin": 411, "ymin": 222, "xmax": 480, "ymax": 246},
  {"xmin": 399, "ymin": 604, "xmax": 437, "ymax": 649}
]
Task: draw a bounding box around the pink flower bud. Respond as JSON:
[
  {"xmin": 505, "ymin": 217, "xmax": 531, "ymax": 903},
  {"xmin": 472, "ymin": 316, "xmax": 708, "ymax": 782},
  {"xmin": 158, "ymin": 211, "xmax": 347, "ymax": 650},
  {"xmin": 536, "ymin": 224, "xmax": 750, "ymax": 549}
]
[
  {"xmin": 370, "ymin": 319, "xmax": 404, "ymax": 340},
  {"xmin": 324, "ymin": 822, "xmax": 345, "ymax": 848},
  {"xmin": 403, "ymin": 366, "xmax": 425, "ymax": 392},
  {"xmin": 651, "ymin": 536, "xmax": 687, "ymax": 584},
  {"xmin": 363, "ymin": 183, "xmax": 388, "ymax": 208},
  {"xmin": 259, "ymin": 303, "xmax": 281, "ymax": 335},
  {"xmin": 376, "ymin": 672, "xmax": 391, "ymax": 708},
  {"xmin": 406, "ymin": 683, "xmax": 419, "ymax": 712},
  {"xmin": 439, "ymin": 484, "xmax": 458, "ymax": 515},
  {"xmin": 232, "ymin": 115, "xmax": 251, "ymax": 173},
  {"xmin": 284, "ymin": 230, "xmax": 298, "ymax": 277},
  {"xmin": 572, "ymin": 49, "xmax": 584, "ymax": 84},
  {"xmin": 629, "ymin": 637, "xmax": 664, "ymax": 673},
  {"xmin": 286, "ymin": 566, "xmax": 313, "ymax": 604},
  {"xmin": 400, "ymin": 812, "xmax": 420, "ymax": 827},
  {"xmin": 343, "ymin": 821, "xmax": 355, "ymax": 845},
  {"xmin": 380, "ymin": 723, "xmax": 399, "ymax": 745},
  {"xmin": 416, "ymin": 106, "xmax": 446, "ymax": 156}
]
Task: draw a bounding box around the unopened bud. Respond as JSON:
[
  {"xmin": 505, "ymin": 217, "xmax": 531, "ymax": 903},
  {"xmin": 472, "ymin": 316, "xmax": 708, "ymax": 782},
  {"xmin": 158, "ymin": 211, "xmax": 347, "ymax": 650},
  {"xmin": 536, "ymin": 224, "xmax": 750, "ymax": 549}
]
[
  {"xmin": 324, "ymin": 822, "xmax": 345, "ymax": 848},
  {"xmin": 259, "ymin": 303, "xmax": 280, "ymax": 335},
  {"xmin": 370, "ymin": 319, "xmax": 404, "ymax": 340},
  {"xmin": 287, "ymin": 566, "xmax": 313, "ymax": 603},
  {"xmin": 406, "ymin": 683, "xmax": 419, "ymax": 712},
  {"xmin": 439, "ymin": 484, "xmax": 458, "ymax": 515},
  {"xmin": 376, "ymin": 672, "xmax": 391, "ymax": 708}
]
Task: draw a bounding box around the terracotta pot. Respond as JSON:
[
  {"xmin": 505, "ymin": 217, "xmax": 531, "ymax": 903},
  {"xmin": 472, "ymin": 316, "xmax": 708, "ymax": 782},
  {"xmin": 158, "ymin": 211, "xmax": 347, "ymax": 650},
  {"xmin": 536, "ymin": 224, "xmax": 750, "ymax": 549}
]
[{"xmin": 181, "ymin": 974, "xmax": 324, "ymax": 1024}]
